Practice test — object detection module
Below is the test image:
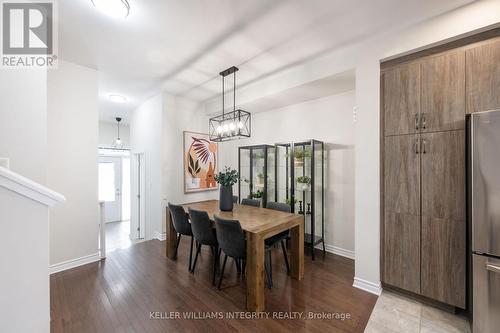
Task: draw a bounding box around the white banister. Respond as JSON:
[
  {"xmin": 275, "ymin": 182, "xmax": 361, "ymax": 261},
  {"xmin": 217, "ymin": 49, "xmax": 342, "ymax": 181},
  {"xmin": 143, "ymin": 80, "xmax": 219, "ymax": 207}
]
[{"xmin": 0, "ymin": 166, "xmax": 65, "ymax": 206}]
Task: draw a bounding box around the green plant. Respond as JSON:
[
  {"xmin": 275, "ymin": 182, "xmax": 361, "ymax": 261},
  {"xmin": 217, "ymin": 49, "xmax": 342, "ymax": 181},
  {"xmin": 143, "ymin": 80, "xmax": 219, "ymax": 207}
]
[
  {"xmin": 249, "ymin": 190, "xmax": 264, "ymax": 199},
  {"xmin": 297, "ymin": 176, "xmax": 311, "ymax": 184},
  {"xmin": 285, "ymin": 197, "xmax": 297, "ymax": 206},
  {"xmin": 257, "ymin": 172, "xmax": 264, "ymax": 180},
  {"xmin": 285, "ymin": 147, "xmax": 311, "ymax": 160},
  {"xmin": 214, "ymin": 166, "xmax": 239, "ymax": 187},
  {"xmin": 253, "ymin": 152, "xmax": 265, "ymax": 159}
]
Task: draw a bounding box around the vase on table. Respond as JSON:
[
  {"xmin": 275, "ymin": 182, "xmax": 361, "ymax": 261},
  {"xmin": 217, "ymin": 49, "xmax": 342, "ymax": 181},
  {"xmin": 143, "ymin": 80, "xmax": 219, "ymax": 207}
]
[{"xmin": 219, "ymin": 185, "xmax": 233, "ymax": 211}]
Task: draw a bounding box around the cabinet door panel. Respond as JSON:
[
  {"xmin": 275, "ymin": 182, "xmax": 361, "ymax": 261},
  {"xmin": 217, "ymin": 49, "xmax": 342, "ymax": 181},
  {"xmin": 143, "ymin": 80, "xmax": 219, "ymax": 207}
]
[
  {"xmin": 421, "ymin": 51, "xmax": 465, "ymax": 132},
  {"xmin": 383, "ymin": 135, "xmax": 420, "ymax": 292},
  {"xmin": 466, "ymin": 40, "xmax": 500, "ymax": 113},
  {"xmin": 384, "ymin": 63, "xmax": 420, "ymax": 136},
  {"xmin": 421, "ymin": 130, "xmax": 466, "ymax": 308},
  {"xmin": 384, "ymin": 213, "xmax": 421, "ymax": 293},
  {"xmin": 384, "ymin": 135, "xmax": 420, "ymax": 215}
]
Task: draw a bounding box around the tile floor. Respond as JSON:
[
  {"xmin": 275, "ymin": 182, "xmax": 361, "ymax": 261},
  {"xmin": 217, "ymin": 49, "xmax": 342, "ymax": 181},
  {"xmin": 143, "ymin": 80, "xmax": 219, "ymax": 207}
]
[{"xmin": 364, "ymin": 291, "xmax": 471, "ymax": 333}]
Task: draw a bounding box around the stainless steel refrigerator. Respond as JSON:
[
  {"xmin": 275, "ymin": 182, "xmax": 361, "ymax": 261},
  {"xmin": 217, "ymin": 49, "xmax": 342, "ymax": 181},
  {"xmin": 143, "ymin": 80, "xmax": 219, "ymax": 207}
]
[{"xmin": 469, "ymin": 110, "xmax": 500, "ymax": 333}]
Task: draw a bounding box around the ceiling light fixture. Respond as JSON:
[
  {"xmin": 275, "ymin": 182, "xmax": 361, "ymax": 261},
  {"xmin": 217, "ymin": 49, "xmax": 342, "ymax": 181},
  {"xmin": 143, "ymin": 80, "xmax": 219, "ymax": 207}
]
[
  {"xmin": 109, "ymin": 94, "xmax": 127, "ymax": 103},
  {"xmin": 114, "ymin": 117, "xmax": 123, "ymax": 148},
  {"xmin": 91, "ymin": 0, "xmax": 130, "ymax": 18},
  {"xmin": 209, "ymin": 66, "xmax": 251, "ymax": 142}
]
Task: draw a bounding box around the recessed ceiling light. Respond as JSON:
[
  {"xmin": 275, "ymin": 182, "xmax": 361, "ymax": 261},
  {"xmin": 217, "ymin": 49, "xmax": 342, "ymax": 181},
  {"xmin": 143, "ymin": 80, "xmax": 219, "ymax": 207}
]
[
  {"xmin": 91, "ymin": 0, "xmax": 130, "ymax": 18},
  {"xmin": 109, "ymin": 94, "xmax": 127, "ymax": 103}
]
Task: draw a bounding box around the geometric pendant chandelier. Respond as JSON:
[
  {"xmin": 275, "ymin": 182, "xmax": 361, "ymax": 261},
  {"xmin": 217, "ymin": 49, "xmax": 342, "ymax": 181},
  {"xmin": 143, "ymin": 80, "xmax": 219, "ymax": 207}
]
[{"xmin": 209, "ymin": 66, "xmax": 251, "ymax": 142}]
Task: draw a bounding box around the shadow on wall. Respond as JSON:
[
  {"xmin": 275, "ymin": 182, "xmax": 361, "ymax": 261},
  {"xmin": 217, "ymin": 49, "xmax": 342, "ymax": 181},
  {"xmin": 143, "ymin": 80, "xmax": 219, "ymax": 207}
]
[{"xmin": 324, "ymin": 142, "xmax": 355, "ymax": 249}]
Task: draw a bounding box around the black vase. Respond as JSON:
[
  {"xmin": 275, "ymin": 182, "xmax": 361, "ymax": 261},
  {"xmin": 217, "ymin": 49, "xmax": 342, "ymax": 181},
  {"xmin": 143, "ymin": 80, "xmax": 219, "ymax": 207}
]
[{"xmin": 219, "ymin": 185, "xmax": 233, "ymax": 211}]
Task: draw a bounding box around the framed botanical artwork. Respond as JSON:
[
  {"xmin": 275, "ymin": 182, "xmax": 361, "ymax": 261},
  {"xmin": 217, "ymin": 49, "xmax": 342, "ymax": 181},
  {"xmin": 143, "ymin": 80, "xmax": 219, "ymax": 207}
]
[{"xmin": 183, "ymin": 131, "xmax": 218, "ymax": 193}]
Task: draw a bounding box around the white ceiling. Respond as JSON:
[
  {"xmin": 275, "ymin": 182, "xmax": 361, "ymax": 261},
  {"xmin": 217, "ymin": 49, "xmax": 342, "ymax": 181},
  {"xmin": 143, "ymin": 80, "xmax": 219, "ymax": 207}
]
[{"xmin": 59, "ymin": 0, "xmax": 472, "ymax": 123}]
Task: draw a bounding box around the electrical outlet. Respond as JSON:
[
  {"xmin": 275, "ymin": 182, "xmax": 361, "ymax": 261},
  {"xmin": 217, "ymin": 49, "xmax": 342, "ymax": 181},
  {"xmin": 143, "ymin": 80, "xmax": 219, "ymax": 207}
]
[
  {"xmin": 353, "ymin": 106, "xmax": 357, "ymax": 122},
  {"xmin": 0, "ymin": 158, "xmax": 9, "ymax": 169}
]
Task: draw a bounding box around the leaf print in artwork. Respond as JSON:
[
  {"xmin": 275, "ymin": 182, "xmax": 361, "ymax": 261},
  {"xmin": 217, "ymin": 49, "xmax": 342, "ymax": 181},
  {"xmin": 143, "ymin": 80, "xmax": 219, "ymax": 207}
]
[
  {"xmin": 192, "ymin": 137, "xmax": 211, "ymax": 163},
  {"xmin": 188, "ymin": 154, "xmax": 197, "ymax": 177}
]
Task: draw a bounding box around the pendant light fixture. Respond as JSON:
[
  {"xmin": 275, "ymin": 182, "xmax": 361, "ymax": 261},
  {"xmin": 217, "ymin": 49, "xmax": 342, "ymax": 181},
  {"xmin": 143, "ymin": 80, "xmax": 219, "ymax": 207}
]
[
  {"xmin": 209, "ymin": 66, "xmax": 251, "ymax": 142},
  {"xmin": 114, "ymin": 117, "xmax": 123, "ymax": 148}
]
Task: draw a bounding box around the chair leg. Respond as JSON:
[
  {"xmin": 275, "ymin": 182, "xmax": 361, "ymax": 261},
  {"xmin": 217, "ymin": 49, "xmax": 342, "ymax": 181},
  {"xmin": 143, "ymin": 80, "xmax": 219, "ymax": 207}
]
[
  {"xmin": 281, "ymin": 240, "xmax": 290, "ymax": 274},
  {"xmin": 188, "ymin": 236, "xmax": 194, "ymax": 271},
  {"xmin": 218, "ymin": 254, "xmax": 228, "ymax": 290},
  {"xmin": 173, "ymin": 234, "xmax": 181, "ymax": 260},
  {"xmin": 269, "ymin": 250, "xmax": 273, "ymax": 288},
  {"xmin": 264, "ymin": 250, "xmax": 273, "ymax": 289},
  {"xmin": 191, "ymin": 243, "xmax": 201, "ymax": 273},
  {"xmin": 235, "ymin": 258, "xmax": 241, "ymax": 275},
  {"xmin": 212, "ymin": 246, "xmax": 218, "ymax": 286}
]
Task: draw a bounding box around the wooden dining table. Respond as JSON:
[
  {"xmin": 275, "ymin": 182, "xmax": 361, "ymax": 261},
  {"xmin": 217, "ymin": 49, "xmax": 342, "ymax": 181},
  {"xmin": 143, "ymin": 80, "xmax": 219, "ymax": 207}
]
[{"xmin": 165, "ymin": 200, "xmax": 304, "ymax": 312}]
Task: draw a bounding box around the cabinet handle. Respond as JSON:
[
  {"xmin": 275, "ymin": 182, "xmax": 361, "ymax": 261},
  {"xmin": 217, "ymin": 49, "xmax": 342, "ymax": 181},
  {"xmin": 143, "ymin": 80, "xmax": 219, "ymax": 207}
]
[
  {"xmin": 415, "ymin": 138, "xmax": 420, "ymax": 154},
  {"xmin": 415, "ymin": 114, "xmax": 420, "ymax": 130},
  {"xmin": 422, "ymin": 139, "xmax": 427, "ymax": 154},
  {"xmin": 486, "ymin": 263, "xmax": 500, "ymax": 274},
  {"xmin": 421, "ymin": 113, "xmax": 427, "ymax": 130}
]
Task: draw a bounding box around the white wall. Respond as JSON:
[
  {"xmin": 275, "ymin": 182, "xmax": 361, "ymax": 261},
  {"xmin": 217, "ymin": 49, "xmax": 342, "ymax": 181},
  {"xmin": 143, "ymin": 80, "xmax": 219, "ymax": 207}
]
[
  {"xmin": 130, "ymin": 94, "xmax": 218, "ymax": 240},
  {"xmin": 47, "ymin": 61, "xmax": 99, "ymax": 266},
  {"xmin": 0, "ymin": 69, "xmax": 47, "ymax": 183},
  {"xmin": 0, "ymin": 69, "xmax": 49, "ymax": 332},
  {"xmin": 99, "ymin": 121, "xmax": 130, "ymax": 148},
  {"xmin": 130, "ymin": 94, "xmax": 163, "ymax": 240},
  {"xmin": 204, "ymin": 0, "xmax": 500, "ymax": 294},
  {"xmin": 162, "ymin": 94, "xmax": 218, "ymax": 211},
  {"xmin": 218, "ymin": 91, "xmax": 356, "ymax": 254},
  {"xmin": 0, "ymin": 189, "xmax": 50, "ymax": 332}
]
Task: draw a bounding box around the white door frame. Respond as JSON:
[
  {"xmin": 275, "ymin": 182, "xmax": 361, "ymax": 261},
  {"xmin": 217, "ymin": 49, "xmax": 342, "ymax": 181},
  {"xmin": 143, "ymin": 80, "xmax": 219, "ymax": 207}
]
[{"xmin": 133, "ymin": 152, "xmax": 146, "ymax": 240}]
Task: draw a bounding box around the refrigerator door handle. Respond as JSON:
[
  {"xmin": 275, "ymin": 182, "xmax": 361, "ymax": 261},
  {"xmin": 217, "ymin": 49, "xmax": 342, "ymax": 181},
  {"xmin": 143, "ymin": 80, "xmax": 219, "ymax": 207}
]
[{"xmin": 486, "ymin": 263, "xmax": 500, "ymax": 274}]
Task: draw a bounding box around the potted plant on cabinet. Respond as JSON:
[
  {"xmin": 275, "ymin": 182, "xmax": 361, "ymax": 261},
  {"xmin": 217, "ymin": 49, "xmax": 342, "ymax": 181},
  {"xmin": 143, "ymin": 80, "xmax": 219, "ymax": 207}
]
[
  {"xmin": 296, "ymin": 176, "xmax": 311, "ymax": 191},
  {"xmin": 287, "ymin": 147, "xmax": 311, "ymax": 167},
  {"xmin": 214, "ymin": 166, "xmax": 239, "ymax": 211}
]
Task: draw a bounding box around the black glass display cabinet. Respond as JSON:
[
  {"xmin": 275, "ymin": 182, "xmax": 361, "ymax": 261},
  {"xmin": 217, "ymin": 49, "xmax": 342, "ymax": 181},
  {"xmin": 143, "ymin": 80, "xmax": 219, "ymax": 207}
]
[
  {"xmin": 275, "ymin": 140, "xmax": 325, "ymax": 260},
  {"xmin": 238, "ymin": 145, "xmax": 275, "ymax": 208}
]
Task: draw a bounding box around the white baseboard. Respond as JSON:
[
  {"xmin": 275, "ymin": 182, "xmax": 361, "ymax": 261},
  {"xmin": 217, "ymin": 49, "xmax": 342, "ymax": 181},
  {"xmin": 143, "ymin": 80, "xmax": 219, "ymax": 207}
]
[
  {"xmin": 315, "ymin": 243, "xmax": 355, "ymax": 260},
  {"xmin": 49, "ymin": 252, "xmax": 101, "ymax": 274},
  {"xmin": 353, "ymin": 277, "xmax": 382, "ymax": 296},
  {"xmin": 153, "ymin": 231, "xmax": 166, "ymax": 241}
]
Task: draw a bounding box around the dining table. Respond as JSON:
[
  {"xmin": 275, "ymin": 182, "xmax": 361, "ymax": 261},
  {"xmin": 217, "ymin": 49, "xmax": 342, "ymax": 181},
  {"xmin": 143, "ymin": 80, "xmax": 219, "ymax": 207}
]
[{"xmin": 165, "ymin": 199, "xmax": 304, "ymax": 312}]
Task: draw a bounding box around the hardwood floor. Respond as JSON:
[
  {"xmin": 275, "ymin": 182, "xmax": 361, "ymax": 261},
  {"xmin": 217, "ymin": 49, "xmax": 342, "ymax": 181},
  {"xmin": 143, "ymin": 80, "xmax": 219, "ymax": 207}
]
[{"xmin": 50, "ymin": 240, "xmax": 377, "ymax": 333}]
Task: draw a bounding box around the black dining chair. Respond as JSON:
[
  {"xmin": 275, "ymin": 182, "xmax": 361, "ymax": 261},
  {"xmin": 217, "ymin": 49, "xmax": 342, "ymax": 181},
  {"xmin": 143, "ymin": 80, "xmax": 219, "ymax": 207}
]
[
  {"xmin": 168, "ymin": 203, "xmax": 194, "ymax": 271},
  {"xmin": 214, "ymin": 215, "xmax": 247, "ymax": 289},
  {"xmin": 232, "ymin": 195, "xmax": 239, "ymax": 204},
  {"xmin": 264, "ymin": 202, "xmax": 291, "ymax": 289},
  {"xmin": 241, "ymin": 198, "xmax": 260, "ymax": 207},
  {"xmin": 188, "ymin": 208, "xmax": 220, "ymax": 285}
]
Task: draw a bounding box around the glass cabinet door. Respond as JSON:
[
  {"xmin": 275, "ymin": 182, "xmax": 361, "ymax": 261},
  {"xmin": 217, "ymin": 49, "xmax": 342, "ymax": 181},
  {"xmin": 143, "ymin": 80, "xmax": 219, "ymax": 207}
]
[
  {"xmin": 266, "ymin": 146, "xmax": 276, "ymax": 204},
  {"xmin": 239, "ymin": 148, "xmax": 250, "ymax": 201},
  {"xmin": 312, "ymin": 140, "xmax": 324, "ymax": 247},
  {"xmin": 276, "ymin": 144, "xmax": 291, "ymax": 206},
  {"xmin": 251, "ymin": 148, "xmax": 265, "ymax": 204}
]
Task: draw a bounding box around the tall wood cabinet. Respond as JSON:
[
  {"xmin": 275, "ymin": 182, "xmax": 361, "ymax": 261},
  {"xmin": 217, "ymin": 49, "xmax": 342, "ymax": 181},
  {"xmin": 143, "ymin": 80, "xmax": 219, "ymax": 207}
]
[{"xmin": 381, "ymin": 50, "xmax": 466, "ymax": 308}]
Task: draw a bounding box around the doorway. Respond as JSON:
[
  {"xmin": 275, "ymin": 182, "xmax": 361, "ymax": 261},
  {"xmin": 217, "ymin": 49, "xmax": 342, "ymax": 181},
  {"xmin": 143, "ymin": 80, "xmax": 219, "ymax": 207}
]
[{"xmin": 98, "ymin": 149, "xmax": 133, "ymax": 252}]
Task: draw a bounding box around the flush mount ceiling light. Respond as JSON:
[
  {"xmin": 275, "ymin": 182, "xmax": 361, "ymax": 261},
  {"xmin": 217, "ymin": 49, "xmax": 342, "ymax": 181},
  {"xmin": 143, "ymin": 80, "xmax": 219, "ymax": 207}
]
[
  {"xmin": 91, "ymin": 0, "xmax": 130, "ymax": 18},
  {"xmin": 209, "ymin": 66, "xmax": 251, "ymax": 142},
  {"xmin": 109, "ymin": 94, "xmax": 127, "ymax": 103},
  {"xmin": 114, "ymin": 117, "xmax": 123, "ymax": 148}
]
